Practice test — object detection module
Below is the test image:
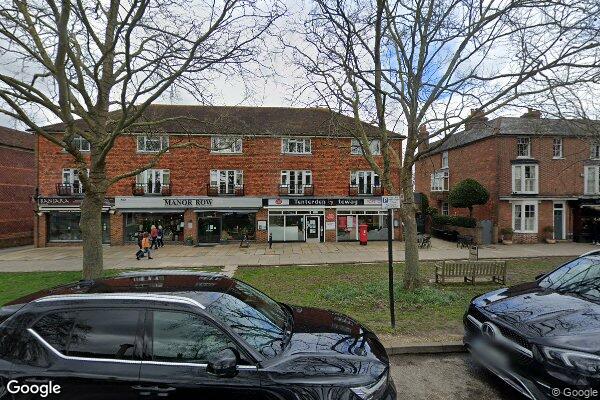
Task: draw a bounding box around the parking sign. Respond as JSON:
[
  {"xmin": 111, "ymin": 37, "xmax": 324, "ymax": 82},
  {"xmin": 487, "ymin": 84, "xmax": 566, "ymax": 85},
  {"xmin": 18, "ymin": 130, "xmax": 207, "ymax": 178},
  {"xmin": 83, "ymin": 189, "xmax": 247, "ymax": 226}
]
[{"xmin": 381, "ymin": 195, "xmax": 402, "ymax": 209}]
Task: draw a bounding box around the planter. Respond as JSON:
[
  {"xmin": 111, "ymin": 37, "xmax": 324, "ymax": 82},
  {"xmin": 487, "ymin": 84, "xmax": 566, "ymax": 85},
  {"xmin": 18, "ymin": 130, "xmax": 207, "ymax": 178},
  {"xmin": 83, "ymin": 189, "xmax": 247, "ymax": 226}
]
[
  {"xmin": 502, "ymin": 238, "xmax": 513, "ymax": 245},
  {"xmin": 185, "ymin": 239, "xmax": 194, "ymax": 246},
  {"xmin": 545, "ymin": 238, "xmax": 556, "ymax": 244}
]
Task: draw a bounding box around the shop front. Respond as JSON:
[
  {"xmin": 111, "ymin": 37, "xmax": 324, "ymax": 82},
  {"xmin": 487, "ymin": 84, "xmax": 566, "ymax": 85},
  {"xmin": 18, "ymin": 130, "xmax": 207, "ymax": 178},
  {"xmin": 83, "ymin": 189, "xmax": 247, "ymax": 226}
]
[
  {"xmin": 573, "ymin": 198, "xmax": 600, "ymax": 242},
  {"xmin": 114, "ymin": 196, "xmax": 262, "ymax": 244},
  {"xmin": 37, "ymin": 197, "xmax": 113, "ymax": 245},
  {"xmin": 263, "ymin": 197, "xmax": 389, "ymax": 243}
]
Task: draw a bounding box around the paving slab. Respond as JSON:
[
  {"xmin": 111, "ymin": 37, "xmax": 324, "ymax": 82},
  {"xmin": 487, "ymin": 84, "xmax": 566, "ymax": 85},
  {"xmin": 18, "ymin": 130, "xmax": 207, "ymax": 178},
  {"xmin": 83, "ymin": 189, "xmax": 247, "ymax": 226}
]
[{"xmin": 0, "ymin": 239, "xmax": 596, "ymax": 272}]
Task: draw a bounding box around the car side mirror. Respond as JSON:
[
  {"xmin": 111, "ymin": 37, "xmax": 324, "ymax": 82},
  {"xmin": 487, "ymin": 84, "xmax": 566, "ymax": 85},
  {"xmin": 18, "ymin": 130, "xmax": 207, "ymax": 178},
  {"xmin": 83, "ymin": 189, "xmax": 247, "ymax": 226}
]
[
  {"xmin": 535, "ymin": 273, "xmax": 546, "ymax": 280},
  {"xmin": 207, "ymin": 348, "xmax": 238, "ymax": 378}
]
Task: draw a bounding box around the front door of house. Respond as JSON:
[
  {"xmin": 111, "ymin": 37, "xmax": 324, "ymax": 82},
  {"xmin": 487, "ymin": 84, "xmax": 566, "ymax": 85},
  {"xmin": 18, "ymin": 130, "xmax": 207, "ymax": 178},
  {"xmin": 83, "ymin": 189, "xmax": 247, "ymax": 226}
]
[
  {"xmin": 198, "ymin": 217, "xmax": 221, "ymax": 243},
  {"xmin": 306, "ymin": 216, "xmax": 320, "ymax": 242},
  {"xmin": 554, "ymin": 203, "xmax": 565, "ymax": 240}
]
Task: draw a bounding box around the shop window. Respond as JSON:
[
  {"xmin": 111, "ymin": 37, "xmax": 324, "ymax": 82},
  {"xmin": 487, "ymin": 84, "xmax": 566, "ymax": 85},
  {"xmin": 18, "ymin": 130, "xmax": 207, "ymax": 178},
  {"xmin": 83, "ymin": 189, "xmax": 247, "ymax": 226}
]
[
  {"xmin": 281, "ymin": 170, "xmax": 312, "ymax": 195},
  {"xmin": 221, "ymin": 212, "xmax": 256, "ymax": 241},
  {"xmin": 124, "ymin": 213, "xmax": 184, "ymax": 242},
  {"xmin": 513, "ymin": 202, "xmax": 537, "ymax": 233},
  {"xmin": 48, "ymin": 212, "xmax": 110, "ymax": 243},
  {"xmin": 210, "ymin": 170, "xmax": 243, "ymax": 195},
  {"xmin": 137, "ymin": 134, "xmax": 168, "ymax": 153},
  {"xmin": 350, "ymin": 139, "xmax": 381, "ymax": 155},
  {"xmin": 136, "ymin": 169, "xmax": 170, "ymax": 194},
  {"xmin": 350, "ymin": 171, "xmax": 380, "ymax": 195},
  {"xmin": 337, "ymin": 212, "xmax": 389, "ymax": 241},
  {"xmin": 512, "ymin": 164, "xmax": 538, "ymax": 194},
  {"xmin": 430, "ymin": 169, "xmax": 449, "ymax": 192},
  {"xmin": 281, "ymin": 138, "xmax": 311, "ymax": 154},
  {"xmin": 211, "ymin": 136, "xmax": 242, "ymax": 153}
]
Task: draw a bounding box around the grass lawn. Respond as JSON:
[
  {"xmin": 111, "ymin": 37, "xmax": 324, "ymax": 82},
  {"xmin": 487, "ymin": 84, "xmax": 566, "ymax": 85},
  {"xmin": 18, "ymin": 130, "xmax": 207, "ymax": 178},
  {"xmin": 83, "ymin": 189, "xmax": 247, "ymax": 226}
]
[
  {"xmin": 0, "ymin": 266, "xmax": 222, "ymax": 306},
  {"xmin": 235, "ymin": 257, "xmax": 572, "ymax": 341}
]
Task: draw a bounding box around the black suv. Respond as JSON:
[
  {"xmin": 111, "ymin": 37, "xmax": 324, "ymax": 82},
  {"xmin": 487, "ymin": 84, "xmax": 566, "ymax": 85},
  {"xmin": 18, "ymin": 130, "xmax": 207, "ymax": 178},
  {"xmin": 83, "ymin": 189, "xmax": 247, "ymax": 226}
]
[
  {"xmin": 0, "ymin": 271, "xmax": 395, "ymax": 400},
  {"xmin": 464, "ymin": 252, "xmax": 600, "ymax": 400}
]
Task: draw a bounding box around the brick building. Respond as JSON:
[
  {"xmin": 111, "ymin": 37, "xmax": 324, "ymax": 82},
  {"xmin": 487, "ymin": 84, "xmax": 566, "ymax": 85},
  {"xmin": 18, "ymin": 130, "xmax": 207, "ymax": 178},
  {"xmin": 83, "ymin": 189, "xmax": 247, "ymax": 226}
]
[
  {"xmin": 0, "ymin": 126, "xmax": 35, "ymax": 248},
  {"xmin": 415, "ymin": 109, "xmax": 600, "ymax": 243},
  {"xmin": 35, "ymin": 105, "xmax": 404, "ymax": 247}
]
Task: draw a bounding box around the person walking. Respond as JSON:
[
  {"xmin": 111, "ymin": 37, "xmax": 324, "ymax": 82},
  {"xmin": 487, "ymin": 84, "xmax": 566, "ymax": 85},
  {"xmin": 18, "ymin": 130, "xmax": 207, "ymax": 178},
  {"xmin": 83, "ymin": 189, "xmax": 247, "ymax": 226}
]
[
  {"xmin": 139, "ymin": 232, "xmax": 153, "ymax": 260},
  {"xmin": 150, "ymin": 224, "xmax": 159, "ymax": 249},
  {"xmin": 157, "ymin": 225, "xmax": 164, "ymax": 248},
  {"xmin": 268, "ymin": 233, "xmax": 273, "ymax": 249},
  {"xmin": 136, "ymin": 229, "xmax": 143, "ymax": 250}
]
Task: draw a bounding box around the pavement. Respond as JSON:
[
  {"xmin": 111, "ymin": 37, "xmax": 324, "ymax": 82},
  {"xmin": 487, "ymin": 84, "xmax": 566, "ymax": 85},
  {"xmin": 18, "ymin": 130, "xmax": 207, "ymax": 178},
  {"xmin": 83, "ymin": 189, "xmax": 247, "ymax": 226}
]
[
  {"xmin": 391, "ymin": 353, "xmax": 520, "ymax": 399},
  {"xmin": 0, "ymin": 238, "xmax": 596, "ymax": 272}
]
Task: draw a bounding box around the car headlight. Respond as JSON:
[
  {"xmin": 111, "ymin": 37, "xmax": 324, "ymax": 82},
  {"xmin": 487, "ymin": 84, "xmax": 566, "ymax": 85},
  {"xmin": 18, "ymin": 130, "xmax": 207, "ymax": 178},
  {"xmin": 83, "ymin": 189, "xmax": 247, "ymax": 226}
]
[
  {"xmin": 541, "ymin": 346, "xmax": 600, "ymax": 377},
  {"xmin": 350, "ymin": 371, "xmax": 388, "ymax": 400}
]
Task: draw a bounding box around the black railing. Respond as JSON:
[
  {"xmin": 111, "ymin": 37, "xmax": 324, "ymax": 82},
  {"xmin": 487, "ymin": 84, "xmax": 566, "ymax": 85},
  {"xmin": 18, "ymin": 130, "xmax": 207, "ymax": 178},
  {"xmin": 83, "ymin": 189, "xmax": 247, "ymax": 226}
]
[
  {"xmin": 56, "ymin": 183, "xmax": 83, "ymax": 196},
  {"xmin": 132, "ymin": 182, "xmax": 172, "ymax": 196},
  {"xmin": 278, "ymin": 184, "xmax": 314, "ymax": 196},
  {"xmin": 207, "ymin": 184, "xmax": 244, "ymax": 196},
  {"xmin": 348, "ymin": 184, "xmax": 383, "ymax": 196}
]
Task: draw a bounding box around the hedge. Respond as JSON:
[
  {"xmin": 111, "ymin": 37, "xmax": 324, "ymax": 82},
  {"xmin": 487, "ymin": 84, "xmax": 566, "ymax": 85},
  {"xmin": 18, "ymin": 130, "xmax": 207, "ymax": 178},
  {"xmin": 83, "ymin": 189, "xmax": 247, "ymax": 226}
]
[{"xmin": 432, "ymin": 214, "xmax": 477, "ymax": 228}]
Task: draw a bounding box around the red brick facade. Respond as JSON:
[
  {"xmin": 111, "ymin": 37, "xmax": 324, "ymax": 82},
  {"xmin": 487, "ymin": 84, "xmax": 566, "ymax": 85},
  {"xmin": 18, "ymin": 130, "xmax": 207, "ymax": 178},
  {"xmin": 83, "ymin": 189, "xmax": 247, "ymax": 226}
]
[
  {"xmin": 415, "ymin": 114, "xmax": 595, "ymax": 243},
  {"xmin": 0, "ymin": 128, "xmax": 35, "ymax": 248},
  {"xmin": 35, "ymin": 106, "xmax": 404, "ymax": 246}
]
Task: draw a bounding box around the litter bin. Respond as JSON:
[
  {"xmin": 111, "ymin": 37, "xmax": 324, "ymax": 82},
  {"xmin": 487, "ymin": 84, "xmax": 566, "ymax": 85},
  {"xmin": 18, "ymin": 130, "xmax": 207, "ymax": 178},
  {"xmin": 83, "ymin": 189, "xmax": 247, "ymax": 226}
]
[{"xmin": 359, "ymin": 224, "xmax": 368, "ymax": 245}]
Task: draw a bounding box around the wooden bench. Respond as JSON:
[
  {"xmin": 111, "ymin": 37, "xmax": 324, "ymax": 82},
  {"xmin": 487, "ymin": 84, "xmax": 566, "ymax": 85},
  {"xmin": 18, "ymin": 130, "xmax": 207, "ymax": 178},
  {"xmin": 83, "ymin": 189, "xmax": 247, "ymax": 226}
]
[{"xmin": 435, "ymin": 260, "xmax": 506, "ymax": 284}]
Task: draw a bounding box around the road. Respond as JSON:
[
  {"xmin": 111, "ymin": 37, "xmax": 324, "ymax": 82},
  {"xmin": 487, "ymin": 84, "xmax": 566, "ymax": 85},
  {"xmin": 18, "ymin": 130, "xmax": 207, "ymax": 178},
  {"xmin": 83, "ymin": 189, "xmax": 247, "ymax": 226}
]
[{"xmin": 391, "ymin": 353, "xmax": 523, "ymax": 400}]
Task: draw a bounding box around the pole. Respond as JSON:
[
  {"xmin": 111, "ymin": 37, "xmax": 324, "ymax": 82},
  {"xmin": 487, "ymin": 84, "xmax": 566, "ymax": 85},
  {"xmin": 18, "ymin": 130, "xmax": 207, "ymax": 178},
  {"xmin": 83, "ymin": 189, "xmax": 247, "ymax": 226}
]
[{"xmin": 388, "ymin": 207, "xmax": 395, "ymax": 328}]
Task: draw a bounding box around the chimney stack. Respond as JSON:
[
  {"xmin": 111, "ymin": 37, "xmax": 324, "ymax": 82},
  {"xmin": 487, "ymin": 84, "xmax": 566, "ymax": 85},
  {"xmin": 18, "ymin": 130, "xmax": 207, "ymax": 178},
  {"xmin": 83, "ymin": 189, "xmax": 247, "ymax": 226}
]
[
  {"xmin": 521, "ymin": 108, "xmax": 541, "ymax": 119},
  {"xmin": 418, "ymin": 124, "xmax": 429, "ymax": 153},
  {"xmin": 465, "ymin": 109, "xmax": 489, "ymax": 131}
]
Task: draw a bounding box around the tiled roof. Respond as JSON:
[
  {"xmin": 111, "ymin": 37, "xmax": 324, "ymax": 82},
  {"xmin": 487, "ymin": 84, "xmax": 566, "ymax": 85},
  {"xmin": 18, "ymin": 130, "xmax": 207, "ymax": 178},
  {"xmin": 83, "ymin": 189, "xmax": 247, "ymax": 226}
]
[
  {"xmin": 40, "ymin": 104, "xmax": 404, "ymax": 138},
  {"xmin": 427, "ymin": 116, "xmax": 600, "ymax": 155},
  {"xmin": 0, "ymin": 125, "xmax": 34, "ymax": 150}
]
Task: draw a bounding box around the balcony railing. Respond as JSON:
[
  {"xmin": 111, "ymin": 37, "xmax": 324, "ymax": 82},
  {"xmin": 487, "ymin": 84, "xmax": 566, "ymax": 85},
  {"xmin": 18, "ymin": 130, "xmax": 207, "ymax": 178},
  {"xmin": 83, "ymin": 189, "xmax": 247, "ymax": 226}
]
[
  {"xmin": 56, "ymin": 183, "xmax": 83, "ymax": 196},
  {"xmin": 207, "ymin": 184, "xmax": 245, "ymax": 196},
  {"xmin": 132, "ymin": 182, "xmax": 172, "ymax": 196},
  {"xmin": 278, "ymin": 184, "xmax": 314, "ymax": 196},
  {"xmin": 348, "ymin": 184, "xmax": 384, "ymax": 196}
]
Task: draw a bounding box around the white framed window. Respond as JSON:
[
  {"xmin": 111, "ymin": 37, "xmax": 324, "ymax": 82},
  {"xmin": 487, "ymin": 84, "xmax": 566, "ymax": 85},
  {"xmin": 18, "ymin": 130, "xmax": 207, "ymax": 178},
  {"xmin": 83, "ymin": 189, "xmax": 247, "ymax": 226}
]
[
  {"xmin": 517, "ymin": 137, "xmax": 531, "ymax": 158},
  {"xmin": 430, "ymin": 170, "xmax": 449, "ymax": 192},
  {"xmin": 441, "ymin": 202, "xmax": 449, "ymax": 216},
  {"xmin": 441, "ymin": 151, "xmax": 449, "ymax": 169},
  {"xmin": 281, "ymin": 170, "xmax": 312, "ymax": 195},
  {"xmin": 350, "ymin": 171, "xmax": 380, "ymax": 195},
  {"xmin": 512, "ymin": 164, "xmax": 538, "ymax": 194},
  {"xmin": 513, "ymin": 202, "xmax": 538, "ymax": 233},
  {"xmin": 137, "ymin": 134, "xmax": 168, "ymax": 153},
  {"xmin": 552, "ymin": 138, "xmax": 563, "ymax": 158},
  {"xmin": 62, "ymin": 168, "xmax": 86, "ymax": 193},
  {"xmin": 282, "ymin": 137, "xmax": 311, "ymax": 154},
  {"xmin": 591, "ymin": 144, "xmax": 600, "ymax": 160},
  {"xmin": 136, "ymin": 169, "xmax": 170, "ymax": 194},
  {"xmin": 210, "ymin": 136, "xmax": 242, "ymax": 154},
  {"xmin": 350, "ymin": 139, "xmax": 381, "ymax": 156},
  {"xmin": 584, "ymin": 166, "xmax": 600, "ymax": 195},
  {"xmin": 72, "ymin": 135, "xmax": 90, "ymax": 152},
  {"xmin": 210, "ymin": 170, "xmax": 243, "ymax": 195}
]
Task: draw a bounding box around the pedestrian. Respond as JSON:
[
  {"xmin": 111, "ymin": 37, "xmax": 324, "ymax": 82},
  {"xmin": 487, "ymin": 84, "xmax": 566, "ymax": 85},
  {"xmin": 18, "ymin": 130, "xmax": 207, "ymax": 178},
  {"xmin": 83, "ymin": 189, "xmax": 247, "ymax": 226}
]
[
  {"xmin": 157, "ymin": 225, "xmax": 164, "ymax": 248},
  {"xmin": 136, "ymin": 229, "xmax": 143, "ymax": 250},
  {"xmin": 150, "ymin": 224, "xmax": 158, "ymax": 249},
  {"xmin": 139, "ymin": 232, "xmax": 153, "ymax": 260},
  {"xmin": 268, "ymin": 233, "xmax": 273, "ymax": 249}
]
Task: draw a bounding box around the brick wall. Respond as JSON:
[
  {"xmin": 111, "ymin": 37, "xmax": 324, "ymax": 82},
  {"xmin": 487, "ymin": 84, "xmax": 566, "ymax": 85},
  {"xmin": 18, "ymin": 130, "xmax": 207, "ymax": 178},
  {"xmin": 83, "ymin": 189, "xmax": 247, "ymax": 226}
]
[
  {"xmin": 255, "ymin": 209, "xmax": 268, "ymax": 242},
  {"xmin": 0, "ymin": 143, "xmax": 35, "ymax": 248},
  {"xmin": 38, "ymin": 135, "xmax": 403, "ymax": 197},
  {"xmin": 110, "ymin": 212, "xmax": 124, "ymax": 245}
]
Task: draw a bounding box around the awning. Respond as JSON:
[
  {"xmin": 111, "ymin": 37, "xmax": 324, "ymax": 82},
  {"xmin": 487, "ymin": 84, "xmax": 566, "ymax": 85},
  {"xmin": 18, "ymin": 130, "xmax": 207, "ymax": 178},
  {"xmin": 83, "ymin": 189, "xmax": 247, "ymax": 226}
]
[
  {"xmin": 39, "ymin": 207, "xmax": 111, "ymax": 212},
  {"xmin": 118, "ymin": 209, "xmax": 185, "ymax": 213},
  {"xmin": 581, "ymin": 205, "xmax": 600, "ymax": 211},
  {"xmin": 194, "ymin": 209, "xmax": 260, "ymax": 213}
]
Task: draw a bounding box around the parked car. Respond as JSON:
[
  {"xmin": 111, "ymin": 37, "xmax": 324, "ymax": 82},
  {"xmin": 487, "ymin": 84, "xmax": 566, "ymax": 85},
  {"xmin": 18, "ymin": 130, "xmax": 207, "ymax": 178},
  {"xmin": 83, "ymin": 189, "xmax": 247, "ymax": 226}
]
[
  {"xmin": 0, "ymin": 271, "xmax": 395, "ymax": 400},
  {"xmin": 464, "ymin": 251, "xmax": 600, "ymax": 399}
]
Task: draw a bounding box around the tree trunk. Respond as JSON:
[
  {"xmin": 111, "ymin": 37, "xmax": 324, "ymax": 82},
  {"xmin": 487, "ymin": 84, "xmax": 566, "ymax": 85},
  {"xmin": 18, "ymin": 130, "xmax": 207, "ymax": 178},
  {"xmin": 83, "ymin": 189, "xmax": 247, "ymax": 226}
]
[
  {"xmin": 401, "ymin": 178, "xmax": 420, "ymax": 290},
  {"xmin": 80, "ymin": 190, "xmax": 105, "ymax": 279}
]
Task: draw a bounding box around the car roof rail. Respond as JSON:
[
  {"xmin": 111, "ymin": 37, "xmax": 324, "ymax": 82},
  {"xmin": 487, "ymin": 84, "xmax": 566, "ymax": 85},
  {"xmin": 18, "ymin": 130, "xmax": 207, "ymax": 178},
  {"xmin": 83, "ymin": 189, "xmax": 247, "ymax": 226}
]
[
  {"xmin": 116, "ymin": 270, "xmax": 225, "ymax": 278},
  {"xmin": 32, "ymin": 293, "xmax": 206, "ymax": 309}
]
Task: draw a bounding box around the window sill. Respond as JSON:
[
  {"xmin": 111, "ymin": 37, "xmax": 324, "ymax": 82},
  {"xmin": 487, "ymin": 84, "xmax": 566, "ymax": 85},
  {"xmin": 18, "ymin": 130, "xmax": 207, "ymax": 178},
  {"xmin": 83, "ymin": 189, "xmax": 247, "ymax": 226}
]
[
  {"xmin": 512, "ymin": 192, "xmax": 539, "ymax": 195},
  {"xmin": 552, "ymin": 157, "xmax": 564, "ymax": 160},
  {"xmin": 210, "ymin": 151, "xmax": 243, "ymax": 155},
  {"xmin": 513, "ymin": 230, "xmax": 538, "ymax": 234},
  {"xmin": 137, "ymin": 150, "xmax": 166, "ymax": 154},
  {"xmin": 281, "ymin": 152, "xmax": 313, "ymax": 156}
]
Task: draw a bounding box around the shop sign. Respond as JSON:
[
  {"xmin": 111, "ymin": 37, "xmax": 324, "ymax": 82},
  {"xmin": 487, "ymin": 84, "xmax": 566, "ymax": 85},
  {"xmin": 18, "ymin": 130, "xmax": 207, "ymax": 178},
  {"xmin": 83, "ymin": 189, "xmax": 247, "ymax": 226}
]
[
  {"xmin": 325, "ymin": 212, "xmax": 336, "ymax": 222},
  {"xmin": 266, "ymin": 198, "xmax": 381, "ymax": 207},
  {"xmin": 257, "ymin": 220, "xmax": 267, "ymax": 231},
  {"xmin": 325, "ymin": 221, "xmax": 336, "ymax": 230},
  {"xmin": 115, "ymin": 196, "xmax": 262, "ymax": 209},
  {"xmin": 163, "ymin": 198, "xmax": 213, "ymax": 207},
  {"xmin": 38, "ymin": 197, "xmax": 113, "ymax": 207}
]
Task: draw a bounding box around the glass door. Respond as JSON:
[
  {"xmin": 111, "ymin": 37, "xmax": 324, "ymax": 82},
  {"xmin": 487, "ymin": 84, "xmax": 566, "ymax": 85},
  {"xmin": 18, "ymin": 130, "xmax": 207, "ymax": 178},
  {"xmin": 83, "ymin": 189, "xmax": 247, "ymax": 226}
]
[
  {"xmin": 306, "ymin": 216, "xmax": 320, "ymax": 242},
  {"xmin": 198, "ymin": 217, "xmax": 221, "ymax": 243}
]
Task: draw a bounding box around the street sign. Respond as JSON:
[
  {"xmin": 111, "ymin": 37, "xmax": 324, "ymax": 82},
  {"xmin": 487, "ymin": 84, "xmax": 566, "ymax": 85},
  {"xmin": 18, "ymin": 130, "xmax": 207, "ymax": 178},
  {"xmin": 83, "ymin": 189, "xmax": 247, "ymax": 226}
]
[{"xmin": 381, "ymin": 196, "xmax": 402, "ymax": 209}]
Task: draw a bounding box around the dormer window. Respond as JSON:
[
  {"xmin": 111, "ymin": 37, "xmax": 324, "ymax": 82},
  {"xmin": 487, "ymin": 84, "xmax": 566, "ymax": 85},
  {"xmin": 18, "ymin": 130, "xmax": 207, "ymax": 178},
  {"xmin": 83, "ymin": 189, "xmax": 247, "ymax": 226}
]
[{"xmin": 517, "ymin": 137, "xmax": 531, "ymax": 158}]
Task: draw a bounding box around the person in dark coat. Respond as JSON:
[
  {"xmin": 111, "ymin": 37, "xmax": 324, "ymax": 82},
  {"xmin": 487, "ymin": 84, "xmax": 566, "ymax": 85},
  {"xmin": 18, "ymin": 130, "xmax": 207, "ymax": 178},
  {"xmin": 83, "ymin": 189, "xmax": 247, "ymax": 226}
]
[{"xmin": 137, "ymin": 230, "xmax": 143, "ymax": 250}]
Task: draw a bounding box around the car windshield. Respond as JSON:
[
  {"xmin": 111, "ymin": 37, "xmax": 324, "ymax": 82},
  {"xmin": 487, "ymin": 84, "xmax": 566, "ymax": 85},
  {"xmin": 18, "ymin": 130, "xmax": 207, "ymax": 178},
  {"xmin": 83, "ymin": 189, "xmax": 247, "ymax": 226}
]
[
  {"xmin": 539, "ymin": 256, "xmax": 600, "ymax": 301},
  {"xmin": 205, "ymin": 280, "xmax": 290, "ymax": 358}
]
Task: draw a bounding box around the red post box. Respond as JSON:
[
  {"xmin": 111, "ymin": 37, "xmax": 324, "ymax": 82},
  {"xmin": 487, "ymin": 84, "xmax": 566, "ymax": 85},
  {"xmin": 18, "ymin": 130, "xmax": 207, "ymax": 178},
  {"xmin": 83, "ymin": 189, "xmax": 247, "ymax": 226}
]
[{"xmin": 359, "ymin": 224, "xmax": 368, "ymax": 245}]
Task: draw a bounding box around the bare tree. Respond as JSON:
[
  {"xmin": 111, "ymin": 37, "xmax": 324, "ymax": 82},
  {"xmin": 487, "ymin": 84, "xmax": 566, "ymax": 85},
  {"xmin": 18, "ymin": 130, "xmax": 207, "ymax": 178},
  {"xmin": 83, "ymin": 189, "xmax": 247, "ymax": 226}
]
[
  {"xmin": 0, "ymin": 0, "xmax": 283, "ymax": 278},
  {"xmin": 292, "ymin": 0, "xmax": 600, "ymax": 289}
]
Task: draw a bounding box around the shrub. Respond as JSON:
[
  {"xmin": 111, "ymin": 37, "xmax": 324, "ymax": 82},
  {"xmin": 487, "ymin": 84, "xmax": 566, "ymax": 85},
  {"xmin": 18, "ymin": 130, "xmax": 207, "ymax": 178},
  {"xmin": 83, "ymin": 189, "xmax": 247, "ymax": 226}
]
[
  {"xmin": 500, "ymin": 227, "xmax": 513, "ymax": 237},
  {"xmin": 447, "ymin": 178, "xmax": 490, "ymax": 218},
  {"xmin": 432, "ymin": 214, "xmax": 477, "ymax": 228}
]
